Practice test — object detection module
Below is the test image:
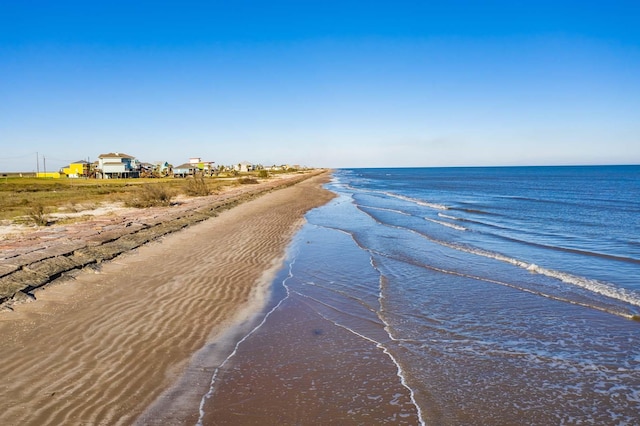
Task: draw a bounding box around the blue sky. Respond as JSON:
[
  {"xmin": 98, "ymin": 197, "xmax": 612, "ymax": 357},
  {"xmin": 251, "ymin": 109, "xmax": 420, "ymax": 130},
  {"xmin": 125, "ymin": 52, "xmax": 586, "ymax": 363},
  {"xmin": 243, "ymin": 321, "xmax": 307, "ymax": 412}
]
[{"xmin": 1, "ymin": 1, "xmax": 639, "ymax": 171}]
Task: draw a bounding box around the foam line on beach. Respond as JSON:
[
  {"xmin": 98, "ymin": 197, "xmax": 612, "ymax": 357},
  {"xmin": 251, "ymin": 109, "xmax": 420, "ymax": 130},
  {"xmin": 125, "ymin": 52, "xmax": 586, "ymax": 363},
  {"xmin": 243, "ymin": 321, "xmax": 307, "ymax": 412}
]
[
  {"xmin": 292, "ymin": 288, "xmax": 426, "ymax": 426},
  {"xmin": 196, "ymin": 253, "xmax": 299, "ymax": 425},
  {"xmin": 312, "ymin": 222, "xmax": 426, "ymax": 425}
]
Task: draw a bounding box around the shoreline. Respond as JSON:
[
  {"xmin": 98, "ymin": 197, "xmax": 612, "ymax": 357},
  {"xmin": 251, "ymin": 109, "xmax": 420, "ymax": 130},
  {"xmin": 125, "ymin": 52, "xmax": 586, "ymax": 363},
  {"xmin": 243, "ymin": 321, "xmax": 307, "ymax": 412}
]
[
  {"xmin": 0, "ymin": 170, "xmax": 335, "ymax": 425},
  {"xmin": 0, "ymin": 171, "xmax": 329, "ymax": 309},
  {"xmin": 136, "ymin": 249, "xmax": 291, "ymax": 425}
]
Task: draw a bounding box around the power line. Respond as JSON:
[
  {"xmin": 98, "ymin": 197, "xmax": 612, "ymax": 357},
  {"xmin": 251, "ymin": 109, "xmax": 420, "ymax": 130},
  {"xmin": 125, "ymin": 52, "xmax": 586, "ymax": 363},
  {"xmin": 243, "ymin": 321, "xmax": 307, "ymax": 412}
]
[{"xmin": 0, "ymin": 152, "xmax": 39, "ymax": 162}]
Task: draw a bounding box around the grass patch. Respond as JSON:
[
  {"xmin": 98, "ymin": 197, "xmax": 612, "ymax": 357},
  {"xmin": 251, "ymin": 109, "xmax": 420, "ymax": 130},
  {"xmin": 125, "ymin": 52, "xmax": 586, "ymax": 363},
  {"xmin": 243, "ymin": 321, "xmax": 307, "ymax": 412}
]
[
  {"xmin": 238, "ymin": 177, "xmax": 259, "ymax": 184},
  {"xmin": 27, "ymin": 203, "xmax": 50, "ymax": 226},
  {"xmin": 184, "ymin": 176, "xmax": 211, "ymax": 196},
  {"xmin": 125, "ymin": 184, "xmax": 173, "ymax": 208},
  {"xmin": 0, "ymin": 170, "xmax": 308, "ymax": 222},
  {"xmin": 0, "ymin": 177, "xmax": 183, "ymax": 220}
]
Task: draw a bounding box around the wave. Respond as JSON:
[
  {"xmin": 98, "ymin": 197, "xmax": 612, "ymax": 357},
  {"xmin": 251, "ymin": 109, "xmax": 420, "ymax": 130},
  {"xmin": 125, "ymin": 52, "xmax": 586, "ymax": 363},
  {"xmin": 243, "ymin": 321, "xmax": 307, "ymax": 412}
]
[
  {"xmin": 345, "ymin": 187, "xmax": 448, "ymax": 211},
  {"xmin": 524, "ymin": 263, "xmax": 640, "ymax": 308},
  {"xmin": 358, "ymin": 204, "xmax": 413, "ymax": 216},
  {"xmin": 498, "ymin": 194, "xmax": 640, "ymax": 215},
  {"xmin": 437, "ymin": 241, "xmax": 640, "ymax": 311},
  {"xmin": 351, "ymin": 206, "xmax": 640, "ymax": 315},
  {"xmin": 437, "ymin": 213, "xmax": 462, "ymax": 221},
  {"xmin": 437, "ymin": 213, "xmax": 515, "ymax": 233},
  {"xmin": 439, "ymin": 212, "xmax": 639, "ymax": 266},
  {"xmin": 425, "ymin": 218, "xmax": 467, "ymax": 231},
  {"xmin": 476, "ymin": 229, "xmax": 640, "ymax": 266},
  {"xmin": 372, "ymin": 243, "xmax": 640, "ymax": 321},
  {"xmin": 449, "ymin": 206, "xmax": 496, "ymax": 216},
  {"xmin": 368, "ymin": 201, "xmax": 635, "ymax": 268},
  {"xmin": 333, "ymin": 175, "xmax": 640, "ymax": 318},
  {"xmin": 380, "ymin": 192, "xmax": 449, "ymax": 210},
  {"xmin": 358, "ymin": 205, "xmax": 466, "ymax": 231}
]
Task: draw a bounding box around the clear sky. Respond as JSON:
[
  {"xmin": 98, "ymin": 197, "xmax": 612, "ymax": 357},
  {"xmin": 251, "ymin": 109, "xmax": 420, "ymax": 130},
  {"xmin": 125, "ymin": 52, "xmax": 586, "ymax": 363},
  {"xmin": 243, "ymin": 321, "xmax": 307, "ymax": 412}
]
[{"xmin": 1, "ymin": 1, "xmax": 639, "ymax": 171}]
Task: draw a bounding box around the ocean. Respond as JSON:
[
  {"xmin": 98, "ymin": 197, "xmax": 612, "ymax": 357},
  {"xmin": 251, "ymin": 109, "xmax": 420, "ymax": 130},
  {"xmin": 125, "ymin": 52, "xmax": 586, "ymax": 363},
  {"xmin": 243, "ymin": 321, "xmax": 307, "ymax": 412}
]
[{"xmin": 199, "ymin": 166, "xmax": 640, "ymax": 425}]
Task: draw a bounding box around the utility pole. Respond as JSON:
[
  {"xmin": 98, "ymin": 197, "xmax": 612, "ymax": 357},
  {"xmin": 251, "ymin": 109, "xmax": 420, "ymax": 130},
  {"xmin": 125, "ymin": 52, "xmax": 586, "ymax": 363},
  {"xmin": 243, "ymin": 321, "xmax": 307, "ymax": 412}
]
[
  {"xmin": 36, "ymin": 152, "xmax": 40, "ymax": 174},
  {"xmin": 43, "ymin": 155, "xmax": 46, "ymax": 175}
]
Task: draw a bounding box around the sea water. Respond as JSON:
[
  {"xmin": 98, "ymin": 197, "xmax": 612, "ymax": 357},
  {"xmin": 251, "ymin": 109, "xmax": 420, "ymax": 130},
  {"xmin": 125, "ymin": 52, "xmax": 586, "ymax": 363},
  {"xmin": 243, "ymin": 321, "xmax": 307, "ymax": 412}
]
[{"xmin": 200, "ymin": 166, "xmax": 640, "ymax": 425}]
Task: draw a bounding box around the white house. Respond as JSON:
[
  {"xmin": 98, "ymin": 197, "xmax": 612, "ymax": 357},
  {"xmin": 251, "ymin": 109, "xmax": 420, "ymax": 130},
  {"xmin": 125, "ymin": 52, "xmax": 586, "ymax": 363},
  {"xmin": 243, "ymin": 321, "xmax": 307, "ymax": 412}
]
[
  {"xmin": 235, "ymin": 161, "xmax": 254, "ymax": 173},
  {"xmin": 173, "ymin": 162, "xmax": 198, "ymax": 177},
  {"xmin": 96, "ymin": 152, "xmax": 140, "ymax": 179},
  {"xmin": 173, "ymin": 157, "xmax": 215, "ymax": 177}
]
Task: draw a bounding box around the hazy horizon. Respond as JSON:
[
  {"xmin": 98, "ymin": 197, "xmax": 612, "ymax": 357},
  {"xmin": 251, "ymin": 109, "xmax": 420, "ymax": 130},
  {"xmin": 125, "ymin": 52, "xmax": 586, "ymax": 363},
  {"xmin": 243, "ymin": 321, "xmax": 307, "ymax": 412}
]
[{"xmin": 2, "ymin": 1, "xmax": 639, "ymax": 172}]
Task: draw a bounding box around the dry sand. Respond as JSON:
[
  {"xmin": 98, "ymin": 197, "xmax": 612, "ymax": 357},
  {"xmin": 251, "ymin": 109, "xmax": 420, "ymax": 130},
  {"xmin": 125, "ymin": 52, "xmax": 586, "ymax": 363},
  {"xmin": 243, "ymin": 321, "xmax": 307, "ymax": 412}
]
[{"xmin": 0, "ymin": 172, "xmax": 335, "ymax": 425}]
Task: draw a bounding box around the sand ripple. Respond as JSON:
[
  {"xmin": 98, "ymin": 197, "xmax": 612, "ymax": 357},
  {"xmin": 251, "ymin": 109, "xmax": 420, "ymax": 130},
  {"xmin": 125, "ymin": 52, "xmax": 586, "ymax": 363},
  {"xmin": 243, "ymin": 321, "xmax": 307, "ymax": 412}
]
[{"xmin": 0, "ymin": 173, "xmax": 334, "ymax": 425}]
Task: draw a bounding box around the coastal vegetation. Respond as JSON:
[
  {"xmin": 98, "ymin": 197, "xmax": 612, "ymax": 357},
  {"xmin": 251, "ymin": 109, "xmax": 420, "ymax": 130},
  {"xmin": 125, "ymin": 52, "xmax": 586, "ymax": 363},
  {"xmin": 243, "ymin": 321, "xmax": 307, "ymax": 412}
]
[
  {"xmin": 0, "ymin": 171, "xmax": 292, "ymax": 225},
  {"xmin": 124, "ymin": 184, "xmax": 174, "ymax": 208},
  {"xmin": 183, "ymin": 176, "xmax": 211, "ymax": 197},
  {"xmin": 27, "ymin": 203, "xmax": 50, "ymax": 227},
  {"xmin": 238, "ymin": 177, "xmax": 259, "ymax": 184}
]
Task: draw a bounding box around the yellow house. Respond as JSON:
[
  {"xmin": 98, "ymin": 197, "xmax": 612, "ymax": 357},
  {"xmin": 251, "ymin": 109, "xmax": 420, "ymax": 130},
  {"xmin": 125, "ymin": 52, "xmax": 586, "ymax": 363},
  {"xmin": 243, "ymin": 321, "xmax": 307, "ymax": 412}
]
[
  {"xmin": 63, "ymin": 160, "xmax": 90, "ymax": 178},
  {"xmin": 36, "ymin": 172, "xmax": 62, "ymax": 178}
]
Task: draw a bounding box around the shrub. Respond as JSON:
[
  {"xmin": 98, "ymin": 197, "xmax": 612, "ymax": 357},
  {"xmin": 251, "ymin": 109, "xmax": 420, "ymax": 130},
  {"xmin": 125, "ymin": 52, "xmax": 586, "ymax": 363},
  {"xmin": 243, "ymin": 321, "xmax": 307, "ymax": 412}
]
[
  {"xmin": 238, "ymin": 177, "xmax": 259, "ymax": 185},
  {"xmin": 125, "ymin": 184, "xmax": 173, "ymax": 208},
  {"xmin": 28, "ymin": 203, "xmax": 49, "ymax": 226},
  {"xmin": 257, "ymin": 170, "xmax": 269, "ymax": 178},
  {"xmin": 184, "ymin": 176, "xmax": 210, "ymax": 196}
]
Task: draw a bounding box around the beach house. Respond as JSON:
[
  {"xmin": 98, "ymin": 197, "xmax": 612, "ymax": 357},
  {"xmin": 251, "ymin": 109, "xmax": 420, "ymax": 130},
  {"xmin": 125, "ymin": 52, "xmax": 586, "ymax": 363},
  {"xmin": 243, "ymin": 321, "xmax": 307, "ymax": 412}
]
[
  {"xmin": 154, "ymin": 161, "xmax": 172, "ymax": 176},
  {"xmin": 62, "ymin": 160, "xmax": 91, "ymax": 178},
  {"xmin": 96, "ymin": 152, "xmax": 140, "ymax": 179},
  {"xmin": 172, "ymin": 162, "xmax": 198, "ymax": 177},
  {"xmin": 235, "ymin": 161, "xmax": 254, "ymax": 173},
  {"xmin": 173, "ymin": 157, "xmax": 215, "ymax": 177}
]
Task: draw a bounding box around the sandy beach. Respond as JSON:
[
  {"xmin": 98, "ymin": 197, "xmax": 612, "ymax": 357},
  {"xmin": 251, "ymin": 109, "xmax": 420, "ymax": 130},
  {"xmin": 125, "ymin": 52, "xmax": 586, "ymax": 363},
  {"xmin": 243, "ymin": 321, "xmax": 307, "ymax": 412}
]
[{"xmin": 0, "ymin": 171, "xmax": 334, "ymax": 425}]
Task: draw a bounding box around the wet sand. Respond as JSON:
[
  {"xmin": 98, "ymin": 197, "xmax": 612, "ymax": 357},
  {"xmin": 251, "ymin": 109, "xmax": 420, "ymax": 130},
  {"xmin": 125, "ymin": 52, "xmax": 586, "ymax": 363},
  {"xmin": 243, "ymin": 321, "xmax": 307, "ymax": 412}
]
[
  {"xmin": 199, "ymin": 296, "xmax": 420, "ymax": 425},
  {"xmin": 0, "ymin": 172, "xmax": 334, "ymax": 425}
]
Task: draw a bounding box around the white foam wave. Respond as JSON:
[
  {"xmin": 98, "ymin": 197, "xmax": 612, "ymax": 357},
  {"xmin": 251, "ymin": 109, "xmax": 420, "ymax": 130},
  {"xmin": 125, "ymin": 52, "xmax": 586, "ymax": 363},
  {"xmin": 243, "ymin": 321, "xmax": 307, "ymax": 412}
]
[
  {"xmin": 355, "ymin": 210, "xmax": 640, "ymax": 312},
  {"xmin": 362, "ymin": 205, "xmax": 412, "ymax": 216},
  {"xmin": 438, "ymin": 213, "xmax": 462, "ymax": 221},
  {"xmin": 382, "ymin": 192, "xmax": 448, "ymax": 210},
  {"xmin": 525, "ymin": 263, "xmax": 640, "ymax": 308},
  {"xmin": 389, "ymin": 223, "xmax": 640, "ymax": 313},
  {"xmin": 425, "ymin": 218, "xmax": 467, "ymax": 231},
  {"xmin": 450, "ymin": 244, "xmax": 640, "ymax": 309}
]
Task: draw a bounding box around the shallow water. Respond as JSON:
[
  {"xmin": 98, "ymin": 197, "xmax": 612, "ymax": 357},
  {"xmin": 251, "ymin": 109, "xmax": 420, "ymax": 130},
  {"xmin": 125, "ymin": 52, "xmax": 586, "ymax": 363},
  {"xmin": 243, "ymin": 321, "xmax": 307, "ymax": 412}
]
[{"xmin": 200, "ymin": 166, "xmax": 640, "ymax": 425}]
